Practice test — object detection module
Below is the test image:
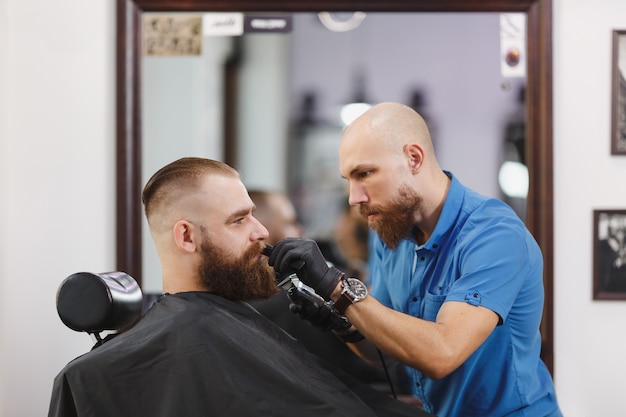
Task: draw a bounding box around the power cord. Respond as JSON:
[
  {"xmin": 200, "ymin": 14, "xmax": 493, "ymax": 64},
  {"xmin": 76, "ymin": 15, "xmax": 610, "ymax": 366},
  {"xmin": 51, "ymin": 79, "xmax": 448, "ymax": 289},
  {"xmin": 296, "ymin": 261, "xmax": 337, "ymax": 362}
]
[{"xmin": 377, "ymin": 348, "xmax": 397, "ymax": 399}]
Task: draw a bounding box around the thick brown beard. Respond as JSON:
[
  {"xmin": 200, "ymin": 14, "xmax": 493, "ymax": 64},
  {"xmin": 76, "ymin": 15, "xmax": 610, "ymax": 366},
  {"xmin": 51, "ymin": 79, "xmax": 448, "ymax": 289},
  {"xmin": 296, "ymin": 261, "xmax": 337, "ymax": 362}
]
[
  {"xmin": 360, "ymin": 185, "xmax": 422, "ymax": 249},
  {"xmin": 198, "ymin": 239, "xmax": 279, "ymax": 302}
]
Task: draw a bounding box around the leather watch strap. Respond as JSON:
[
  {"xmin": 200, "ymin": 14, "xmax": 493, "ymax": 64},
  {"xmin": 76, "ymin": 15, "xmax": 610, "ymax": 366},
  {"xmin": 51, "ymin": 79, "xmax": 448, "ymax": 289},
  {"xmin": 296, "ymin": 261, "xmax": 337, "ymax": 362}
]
[{"xmin": 333, "ymin": 292, "xmax": 354, "ymax": 316}]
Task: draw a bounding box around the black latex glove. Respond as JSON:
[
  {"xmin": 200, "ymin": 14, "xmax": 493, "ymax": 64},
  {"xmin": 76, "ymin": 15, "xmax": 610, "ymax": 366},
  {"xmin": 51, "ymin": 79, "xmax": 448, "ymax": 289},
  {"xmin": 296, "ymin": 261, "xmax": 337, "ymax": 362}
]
[
  {"xmin": 286, "ymin": 286, "xmax": 351, "ymax": 332},
  {"xmin": 268, "ymin": 238, "xmax": 344, "ymax": 300}
]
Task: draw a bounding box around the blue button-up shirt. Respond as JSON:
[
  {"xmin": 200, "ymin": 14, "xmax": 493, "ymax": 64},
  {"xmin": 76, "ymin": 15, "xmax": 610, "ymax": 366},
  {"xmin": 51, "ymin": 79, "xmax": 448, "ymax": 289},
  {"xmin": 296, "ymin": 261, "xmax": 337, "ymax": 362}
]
[{"xmin": 368, "ymin": 172, "xmax": 561, "ymax": 417}]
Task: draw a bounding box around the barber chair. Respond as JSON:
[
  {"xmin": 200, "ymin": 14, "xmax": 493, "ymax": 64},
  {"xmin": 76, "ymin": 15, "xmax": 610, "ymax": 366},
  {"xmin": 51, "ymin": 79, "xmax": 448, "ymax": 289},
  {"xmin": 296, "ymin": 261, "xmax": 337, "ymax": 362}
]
[{"xmin": 55, "ymin": 271, "xmax": 145, "ymax": 348}]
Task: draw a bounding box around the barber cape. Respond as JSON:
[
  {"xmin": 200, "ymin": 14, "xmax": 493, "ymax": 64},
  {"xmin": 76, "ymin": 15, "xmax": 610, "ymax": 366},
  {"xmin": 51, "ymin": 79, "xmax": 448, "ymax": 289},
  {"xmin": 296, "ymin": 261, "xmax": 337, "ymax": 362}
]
[{"xmin": 48, "ymin": 291, "xmax": 430, "ymax": 417}]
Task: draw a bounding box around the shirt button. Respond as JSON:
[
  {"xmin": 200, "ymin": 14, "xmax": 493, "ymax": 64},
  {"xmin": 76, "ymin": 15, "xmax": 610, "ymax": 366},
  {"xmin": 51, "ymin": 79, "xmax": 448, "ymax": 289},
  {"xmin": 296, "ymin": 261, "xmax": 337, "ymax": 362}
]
[
  {"xmin": 412, "ymin": 296, "xmax": 418, "ymax": 302},
  {"xmin": 419, "ymin": 256, "xmax": 425, "ymax": 261}
]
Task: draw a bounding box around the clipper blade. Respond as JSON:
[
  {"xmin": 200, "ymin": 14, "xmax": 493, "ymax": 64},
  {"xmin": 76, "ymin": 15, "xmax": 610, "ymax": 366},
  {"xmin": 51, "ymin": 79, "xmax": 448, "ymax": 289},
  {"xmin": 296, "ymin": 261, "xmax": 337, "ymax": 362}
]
[{"xmin": 261, "ymin": 244, "xmax": 273, "ymax": 257}]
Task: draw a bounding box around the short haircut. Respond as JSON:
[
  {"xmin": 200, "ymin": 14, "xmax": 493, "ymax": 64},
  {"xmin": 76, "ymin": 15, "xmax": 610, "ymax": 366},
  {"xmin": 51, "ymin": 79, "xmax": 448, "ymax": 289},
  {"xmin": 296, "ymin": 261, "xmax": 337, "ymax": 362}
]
[{"xmin": 142, "ymin": 157, "xmax": 239, "ymax": 222}]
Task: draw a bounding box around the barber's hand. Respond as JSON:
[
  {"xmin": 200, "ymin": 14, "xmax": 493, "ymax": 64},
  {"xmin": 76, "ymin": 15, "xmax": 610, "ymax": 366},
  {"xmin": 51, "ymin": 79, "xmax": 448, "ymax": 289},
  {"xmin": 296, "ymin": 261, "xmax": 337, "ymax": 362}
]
[
  {"xmin": 287, "ymin": 287, "xmax": 351, "ymax": 332},
  {"xmin": 268, "ymin": 238, "xmax": 343, "ymax": 300}
]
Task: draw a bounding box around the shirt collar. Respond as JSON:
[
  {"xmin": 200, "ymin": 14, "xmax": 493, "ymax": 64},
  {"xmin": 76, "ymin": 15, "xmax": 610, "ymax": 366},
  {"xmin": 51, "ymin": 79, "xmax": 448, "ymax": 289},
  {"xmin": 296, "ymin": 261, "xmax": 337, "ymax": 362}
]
[{"xmin": 417, "ymin": 171, "xmax": 464, "ymax": 253}]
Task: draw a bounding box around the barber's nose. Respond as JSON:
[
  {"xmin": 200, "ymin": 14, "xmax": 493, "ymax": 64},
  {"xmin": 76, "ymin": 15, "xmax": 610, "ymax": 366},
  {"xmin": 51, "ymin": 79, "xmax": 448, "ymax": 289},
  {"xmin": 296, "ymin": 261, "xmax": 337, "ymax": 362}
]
[{"xmin": 348, "ymin": 182, "xmax": 368, "ymax": 206}]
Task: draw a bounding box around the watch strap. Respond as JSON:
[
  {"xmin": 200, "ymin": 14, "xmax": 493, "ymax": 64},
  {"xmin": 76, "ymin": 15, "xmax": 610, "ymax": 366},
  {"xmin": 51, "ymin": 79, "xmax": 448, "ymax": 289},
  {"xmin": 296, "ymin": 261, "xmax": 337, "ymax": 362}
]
[{"xmin": 333, "ymin": 292, "xmax": 354, "ymax": 316}]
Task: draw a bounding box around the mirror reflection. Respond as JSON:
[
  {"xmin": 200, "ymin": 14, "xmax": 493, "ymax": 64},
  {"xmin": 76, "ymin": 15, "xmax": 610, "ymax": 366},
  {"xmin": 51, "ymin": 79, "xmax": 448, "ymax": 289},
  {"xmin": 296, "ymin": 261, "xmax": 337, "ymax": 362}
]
[{"xmin": 141, "ymin": 12, "xmax": 527, "ymax": 292}]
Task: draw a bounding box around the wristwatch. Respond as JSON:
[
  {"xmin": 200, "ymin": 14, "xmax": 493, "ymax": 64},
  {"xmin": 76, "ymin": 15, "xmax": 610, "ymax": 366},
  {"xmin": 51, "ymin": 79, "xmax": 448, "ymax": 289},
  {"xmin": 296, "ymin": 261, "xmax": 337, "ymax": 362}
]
[{"xmin": 332, "ymin": 277, "xmax": 368, "ymax": 316}]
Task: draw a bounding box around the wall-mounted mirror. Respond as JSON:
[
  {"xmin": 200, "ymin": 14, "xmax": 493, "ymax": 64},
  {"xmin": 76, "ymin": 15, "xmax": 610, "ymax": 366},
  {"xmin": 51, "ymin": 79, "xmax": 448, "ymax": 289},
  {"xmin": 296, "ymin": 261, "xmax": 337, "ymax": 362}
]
[{"xmin": 116, "ymin": 0, "xmax": 553, "ymax": 371}]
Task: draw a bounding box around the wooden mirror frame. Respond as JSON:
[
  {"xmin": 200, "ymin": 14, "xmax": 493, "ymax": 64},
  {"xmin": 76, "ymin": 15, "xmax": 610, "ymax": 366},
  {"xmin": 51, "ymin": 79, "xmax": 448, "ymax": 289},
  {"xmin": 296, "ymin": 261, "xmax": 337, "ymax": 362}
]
[{"xmin": 116, "ymin": 0, "xmax": 553, "ymax": 371}]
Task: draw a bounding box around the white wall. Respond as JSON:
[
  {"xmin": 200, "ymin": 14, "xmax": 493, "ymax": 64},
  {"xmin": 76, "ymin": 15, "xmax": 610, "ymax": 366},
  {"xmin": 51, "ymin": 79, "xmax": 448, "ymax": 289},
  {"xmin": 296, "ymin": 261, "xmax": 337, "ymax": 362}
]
[
  {"xmin": 1, "ymin": 0, "xmax": 626, "ymax": 415},
  {"xmin": 0, "ymin": 1, "xmax": 116, "ymax": 416},
  {"xmin": 0, "ymin": 0, "xmax": 8, "ymax": 410},
  {"xmin": 553, "ymin": 1, "xmax": 626, "ymax": 416}
]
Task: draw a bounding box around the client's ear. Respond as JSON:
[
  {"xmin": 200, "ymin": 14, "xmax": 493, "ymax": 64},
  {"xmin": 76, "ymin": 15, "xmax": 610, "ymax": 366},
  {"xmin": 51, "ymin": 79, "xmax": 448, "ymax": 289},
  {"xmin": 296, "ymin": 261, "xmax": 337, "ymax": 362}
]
[{"xmin": 173, "ymin": 220, "xmax": 198, "ymax": 253}]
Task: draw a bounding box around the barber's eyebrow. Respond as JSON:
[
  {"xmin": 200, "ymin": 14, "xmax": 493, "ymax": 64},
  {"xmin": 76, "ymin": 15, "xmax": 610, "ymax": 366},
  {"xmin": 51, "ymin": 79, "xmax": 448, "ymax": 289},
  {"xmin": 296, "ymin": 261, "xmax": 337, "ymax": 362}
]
[{"xmin": 345, "ymin": 164, "xmax": 376, "ymax": 179}]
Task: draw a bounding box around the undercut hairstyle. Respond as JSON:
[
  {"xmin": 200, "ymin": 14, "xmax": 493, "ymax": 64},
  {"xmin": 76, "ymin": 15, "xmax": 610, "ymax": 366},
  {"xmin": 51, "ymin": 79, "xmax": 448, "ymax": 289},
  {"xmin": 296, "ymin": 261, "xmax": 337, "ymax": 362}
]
[{"xmin": 142, "ymin": 157, "xmax": 239, "ymax": 222}]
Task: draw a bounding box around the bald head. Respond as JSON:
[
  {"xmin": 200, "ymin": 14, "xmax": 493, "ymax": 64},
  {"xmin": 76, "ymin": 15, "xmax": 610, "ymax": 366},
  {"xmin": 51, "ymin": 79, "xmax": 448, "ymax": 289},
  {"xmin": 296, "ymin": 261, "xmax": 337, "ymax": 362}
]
[
  {"xmin": 339, "ymin": 103, "xmax": 449, "ymax": 243},
  {"xmin": 342, "ymin": 102, "xmax": 435, "ymax": 158},
  {"xmin": 340, "ymin": 102, "xmax": 440, "ymax": 184}
]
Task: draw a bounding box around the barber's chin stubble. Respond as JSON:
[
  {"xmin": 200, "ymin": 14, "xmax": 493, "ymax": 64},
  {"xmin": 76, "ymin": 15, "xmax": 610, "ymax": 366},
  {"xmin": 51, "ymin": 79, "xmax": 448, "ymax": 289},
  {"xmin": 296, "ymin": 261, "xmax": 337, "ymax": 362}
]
[{"xmin": 365, "ymin": 186, "xmax": 422, "ymax": 249}]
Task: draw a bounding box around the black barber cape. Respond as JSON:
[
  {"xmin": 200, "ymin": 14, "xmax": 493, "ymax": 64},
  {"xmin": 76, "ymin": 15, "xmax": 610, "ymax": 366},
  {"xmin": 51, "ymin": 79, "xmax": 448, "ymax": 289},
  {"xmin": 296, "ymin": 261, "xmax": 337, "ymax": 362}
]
[{"xmin": 48, "ymin": 292, "xmax": 431, "ymax": 417}]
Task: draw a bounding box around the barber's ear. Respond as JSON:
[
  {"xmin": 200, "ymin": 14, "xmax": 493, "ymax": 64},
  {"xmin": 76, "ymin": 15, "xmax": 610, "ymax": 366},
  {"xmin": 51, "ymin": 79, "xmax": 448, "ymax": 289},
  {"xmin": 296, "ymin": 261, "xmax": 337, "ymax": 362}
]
[
  {"xmin": 173, "ymin": 220, "xmax": 198, "ymax": 253},
  {"xmin": 405, "ymin": 143, "xmax": 424, "ymax": 174}
]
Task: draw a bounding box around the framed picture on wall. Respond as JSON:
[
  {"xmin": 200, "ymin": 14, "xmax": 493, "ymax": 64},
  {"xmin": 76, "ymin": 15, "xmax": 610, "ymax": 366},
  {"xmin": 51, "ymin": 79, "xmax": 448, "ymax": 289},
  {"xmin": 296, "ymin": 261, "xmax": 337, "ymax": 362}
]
[
  {"xmin": 593, "ymin": 209, "xmax": 626, "ymax": 300},
  {"xmin": 611, "ymin": 30, "xmax": 626, "ymax": 155}
]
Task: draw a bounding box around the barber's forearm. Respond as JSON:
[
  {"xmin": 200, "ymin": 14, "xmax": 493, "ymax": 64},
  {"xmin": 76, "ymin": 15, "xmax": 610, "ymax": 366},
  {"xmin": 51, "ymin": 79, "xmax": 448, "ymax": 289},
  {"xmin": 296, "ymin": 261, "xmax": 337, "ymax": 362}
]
[
  {"xmin": 343, "ymin": 296, "xmax": 455, "ymax": 379},
  {"xmin": 329, "ymin": 279, "xmax": 467, "ymax": 377}
]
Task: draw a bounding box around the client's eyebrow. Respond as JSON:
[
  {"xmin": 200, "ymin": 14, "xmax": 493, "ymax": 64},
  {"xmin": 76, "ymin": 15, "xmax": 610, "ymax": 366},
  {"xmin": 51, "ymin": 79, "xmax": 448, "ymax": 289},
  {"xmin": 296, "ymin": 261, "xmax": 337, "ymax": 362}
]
[{"xmin": 225, "ymin": 207, "xmax": 254, "ymax": 224}]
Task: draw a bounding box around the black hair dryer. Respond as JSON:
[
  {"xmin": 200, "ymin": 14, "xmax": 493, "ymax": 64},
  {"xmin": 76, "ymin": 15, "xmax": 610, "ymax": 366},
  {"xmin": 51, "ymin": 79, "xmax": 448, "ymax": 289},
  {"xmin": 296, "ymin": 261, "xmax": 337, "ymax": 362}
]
[{"xmin": 56, "ymin": 271, "xmax": 143, "ymax": 344}]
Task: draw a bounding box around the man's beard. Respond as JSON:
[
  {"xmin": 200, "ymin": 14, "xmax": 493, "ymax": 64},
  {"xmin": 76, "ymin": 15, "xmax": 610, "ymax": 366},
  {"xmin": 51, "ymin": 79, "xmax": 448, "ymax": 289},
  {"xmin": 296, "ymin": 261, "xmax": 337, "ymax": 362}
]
[
  {"xmin": 198, "ymin": 239, "xmax": 279, "ymax": 302},
  {"xmin": 360, "ymin": 185, "xmax": 422, "ymax": 249}
]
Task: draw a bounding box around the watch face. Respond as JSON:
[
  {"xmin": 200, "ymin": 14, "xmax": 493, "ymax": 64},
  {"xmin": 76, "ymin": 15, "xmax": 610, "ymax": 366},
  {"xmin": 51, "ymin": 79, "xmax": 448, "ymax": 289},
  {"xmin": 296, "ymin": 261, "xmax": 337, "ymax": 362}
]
[{"xmin": 346, "ymin": 277, "xmax": 368, "ymax": 299}]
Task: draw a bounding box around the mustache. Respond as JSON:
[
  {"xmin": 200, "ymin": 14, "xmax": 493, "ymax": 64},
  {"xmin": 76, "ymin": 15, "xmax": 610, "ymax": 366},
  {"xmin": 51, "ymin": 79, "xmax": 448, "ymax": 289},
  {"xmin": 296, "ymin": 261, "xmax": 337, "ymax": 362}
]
[
  {"xmin": 242, "ymin": 241, "xmax": 267, "ymax": 261},
  {"xmin": 359, "ymin": 205, "xmax": 381, "ymax": 217},
  {"xmin": 253, "ymin": 241, "xmax": 265, "ymax": 255}
]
